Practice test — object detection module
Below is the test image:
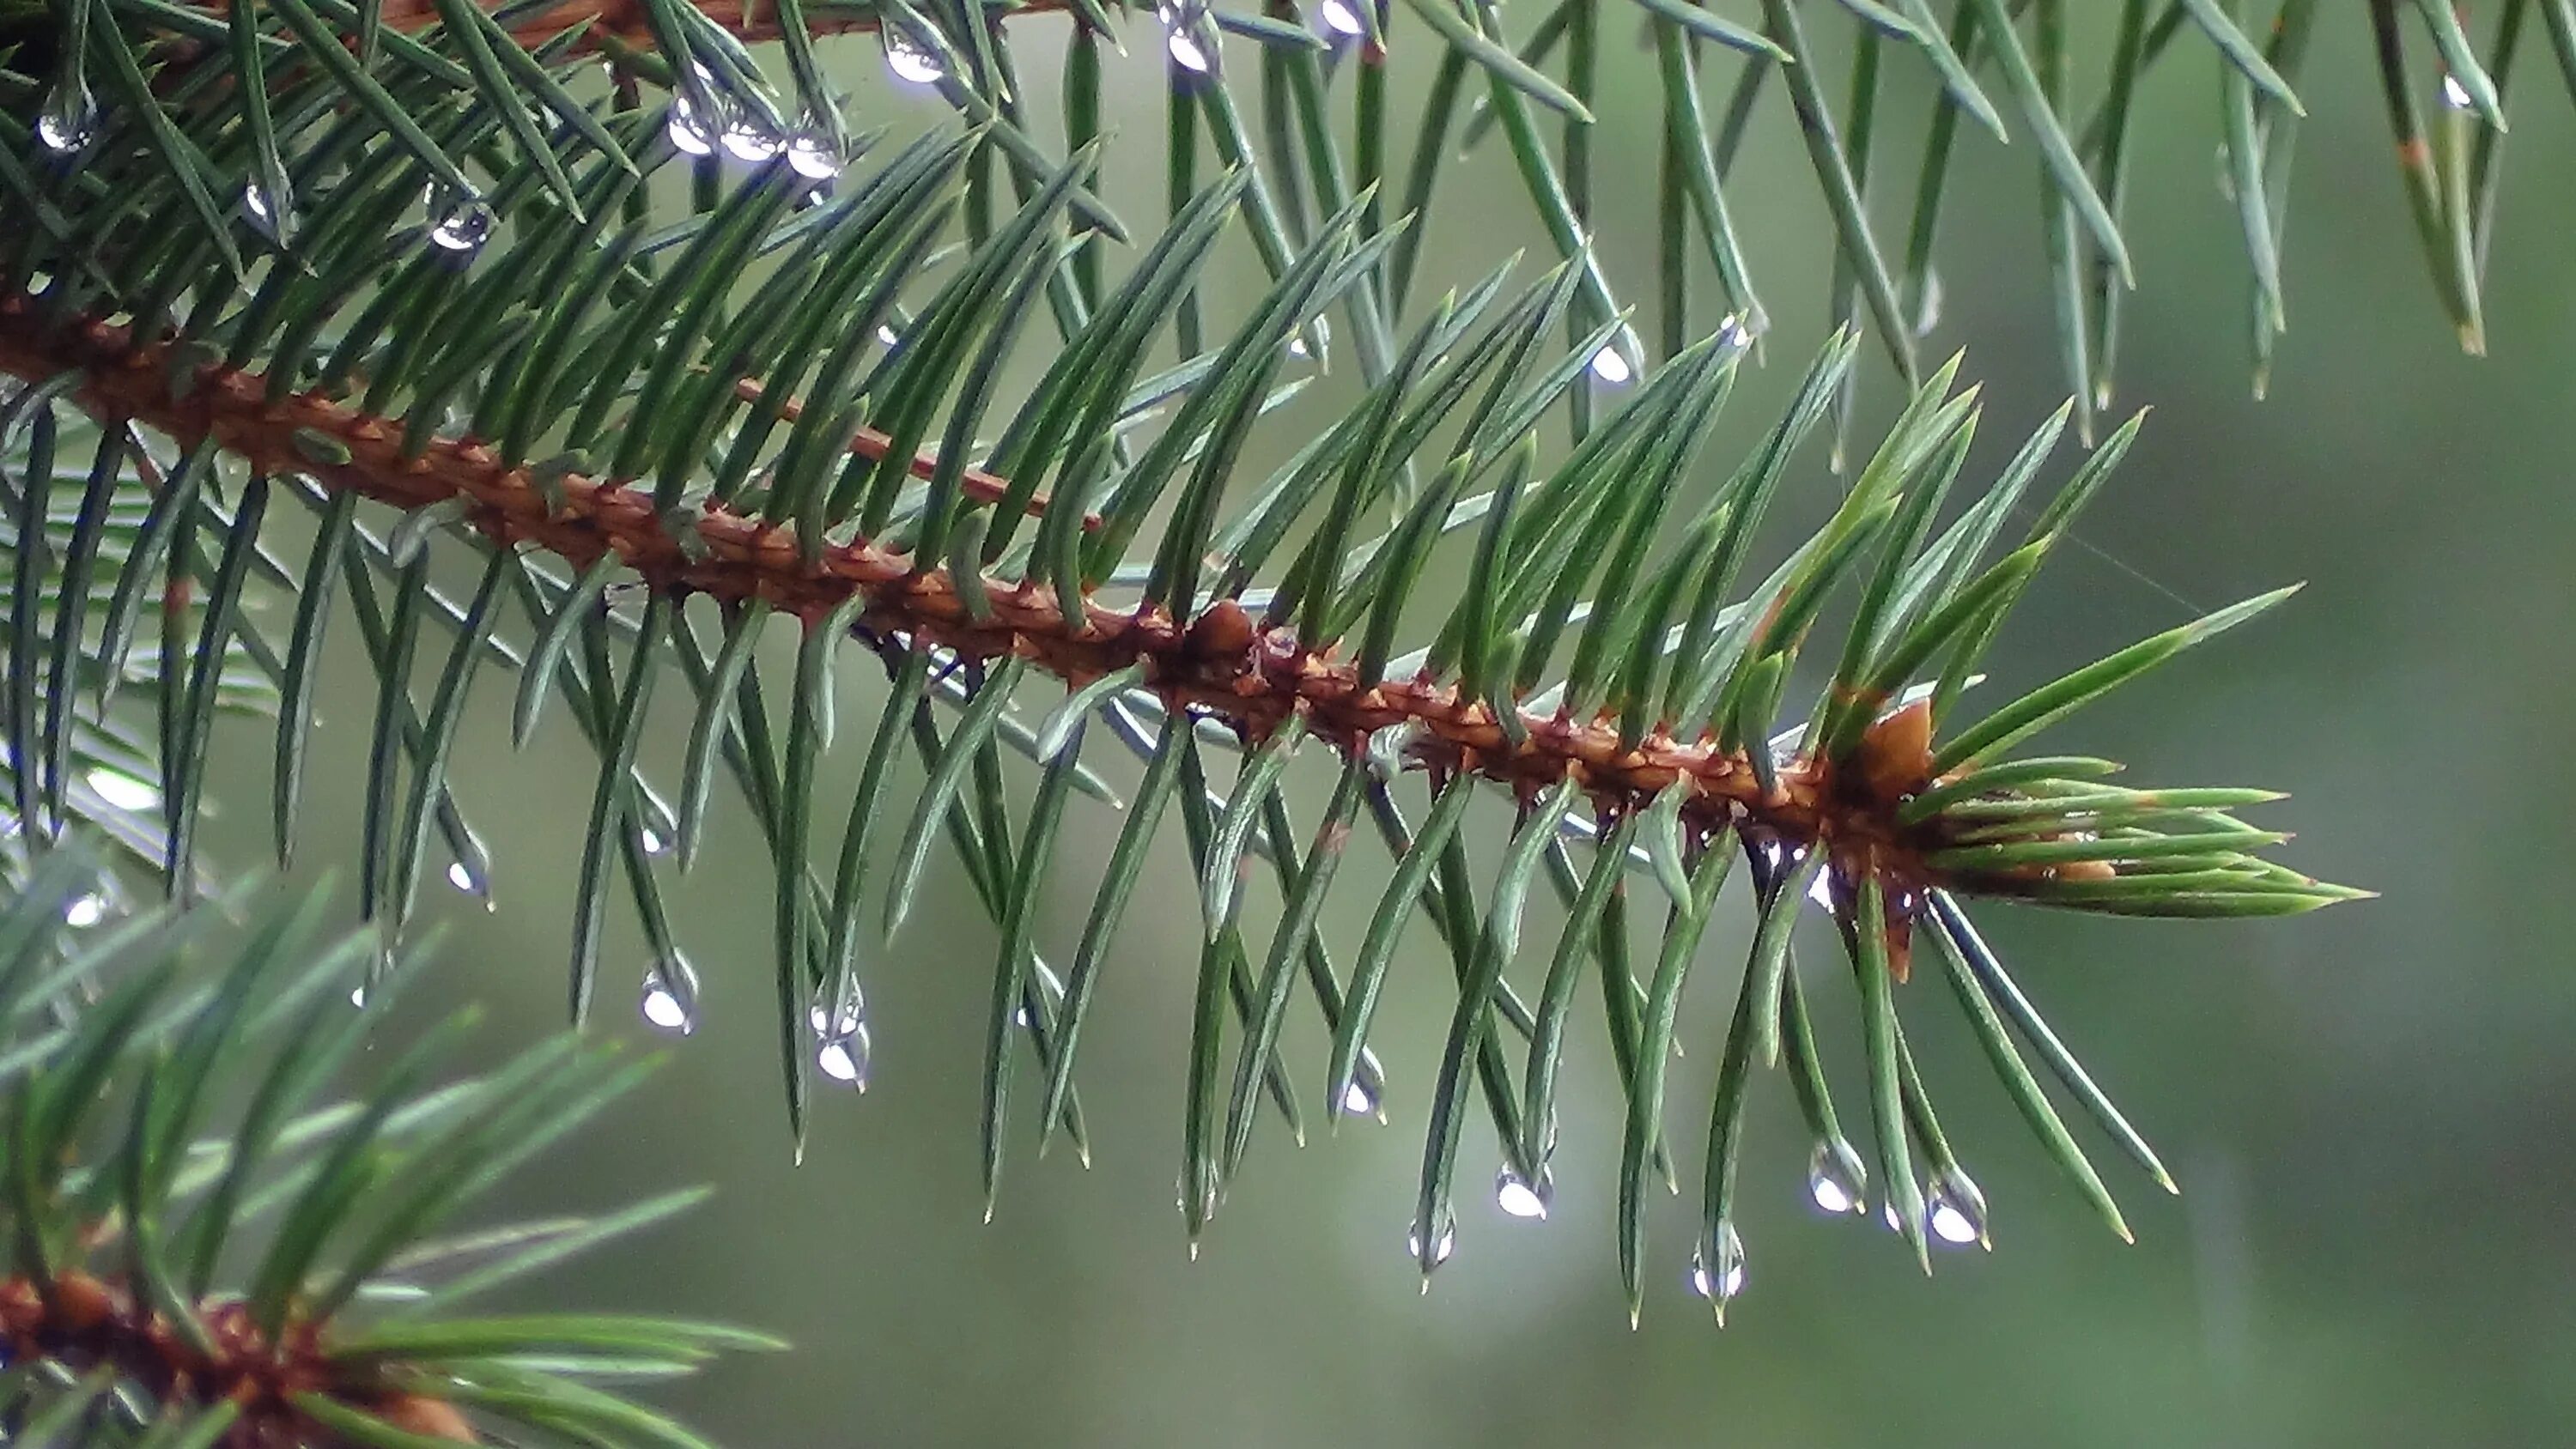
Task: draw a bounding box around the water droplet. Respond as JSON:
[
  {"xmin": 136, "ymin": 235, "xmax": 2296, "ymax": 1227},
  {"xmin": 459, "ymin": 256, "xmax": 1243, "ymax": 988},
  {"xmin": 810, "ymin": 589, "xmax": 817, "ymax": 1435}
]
[
  {"xmin": 36, "ymin": 80, "xmax": 97, "ymax": 155},
  {"xmin": 64, "ymin": 893, "xmax": 106, "ymax": 929},
  {"xmin": 1911, "ymin": 270, "xmax": 1945, "ymax": 336},
  {"xmin": 877, "ymin": 324, "xmax": 902, "ymax": 349},
  {"xmin": 349, "ymin": 985, "xmax": 368, "ymax": 1009},
  {"xmin": 809, "ymin": 987, "xmax": 864, "ymax": 1038},
  {"xmin": 1166, "ymin": 29, "xmax": 1213, "ymax": 73},
  {"xmin": 1157, "ymin": 0, "xmax": 1217, "ymax": 75},
  {"xmin": 1285, "ymin": 317, "xmax": 1328, "ymax": 360},
  {"xmin": 1406, "ymin": 1214, "xmax": 1456, "ymax": 1267},
  {"xmin": 1588, "ymin": 341, "xmax": 1634, "ymax": 385},
  {"xmin": 638, "ymin": 826, "xmax": 668, "ymax": 856},
  {"xmin": 1315, "ymin": 0, "xmax": 1364, "ymax": 37},
  {"xmin": 1493, "ymin": 1165, "xmax": 1550, "ymax": 1220},
  {"xmin": 243, "ymin": 179, "xmax": 294, "ymax": 244},
  {"xmin": 1339, "ymin": 1079, "xmax": 1381, "ymax": 1119},
  {"xmin": 641, "ymin": 953, "xmax": 701, "ymax": 1036},
  {"xmin": 882, "ymin": 27, "xmax": 945, "ymax": 86},
  {"xmin": 2442, "ymin": 74, "xmax": 2474, "ymax": 110},
  {"xmin": 83, "ymin": 767, "xmax": 158, "ymax": 813},
  {"xmin": 1806, "ymin": 1137, "xmax": 1868, "ymax": 1216},
  {"xmin": 816, "ymin": 1022, "xmax": 872, "ymax": 1087},
  {"xmin": 445, "ymin": 861, "xmax": 476, "ymax": 893},
  {"xmin": 1927, "ymin": 1167, "xmax": 1989, "ymax": 1247},
  {"xmin": 666, "ymin": 93, "xmax": 720, "ymax": 155},
  {"xmin": 427, "ymin": 193, "xmax": 494, "ymax": 255},
  {"xmin": 1811, "ymin": 1173, "xmax": 1853, "ymax": 1216},
  {"xmin": 787, "ymin": 128, "xmax": 844, "ymax": 182},
  {"xmin": 1882, "ymin": 1199, "xmax": 1904, "ymax": 1233},
  {"xmin": 720, "ymin": 118, "xmax": 782, "ymax": 163},
  {"xmin": 1015, "ymin": 958, "xmax": 1063, "ymax": 1029},
  {"xmin": 1689, "ymin": 1222, "xmax": 1747, "ymax": 1303}
]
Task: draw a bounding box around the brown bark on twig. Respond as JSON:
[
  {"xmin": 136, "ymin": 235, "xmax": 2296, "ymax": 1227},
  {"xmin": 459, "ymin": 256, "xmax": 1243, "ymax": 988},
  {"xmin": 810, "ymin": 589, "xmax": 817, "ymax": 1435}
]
[{"xmin": 0, "ymin": 298, "xmax": 1959, "ymax": 882}]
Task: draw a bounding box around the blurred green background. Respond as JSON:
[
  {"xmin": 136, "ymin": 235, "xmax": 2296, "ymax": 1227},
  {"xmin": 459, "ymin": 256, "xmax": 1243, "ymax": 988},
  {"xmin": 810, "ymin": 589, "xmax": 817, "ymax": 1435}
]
[{"xmin": 194, "ymin": 13, "xmax": 2576, "ymax": 1448}]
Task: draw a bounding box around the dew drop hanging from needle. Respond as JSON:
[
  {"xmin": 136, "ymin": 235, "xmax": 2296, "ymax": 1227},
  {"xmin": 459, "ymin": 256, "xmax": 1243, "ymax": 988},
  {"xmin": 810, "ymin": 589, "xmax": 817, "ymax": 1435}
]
[
  {"xmin": 1689, "ymin": 1223, "xmax": 1747, "ymax": 1307},
  {"xmin": 1493, "ymin": 1164, "xmax": 1551, "ymax": 1221},
  {"xmin": 787, "ymin": 125, "xmax": 843, "ymax": 183},
  {"xmin": 1406, "ymin": 1215, "xmax": 1456, "ymax": 1270},
  {"xmin": 816, "ymin": 1021, "xmax": 872, "ymax": 1088},
  {"xmin": 810, "ymin": 996, "xmax": 863, "ymax": 1038},
  {"xmin": 243, "ymin": 179, "xmax": 294, "ymax": 245},
  {"xmin": 35, "ymin": 76, "xmax": 97, "ymax": 155},
  {"xmin": 720, "ymin": 118, "xmax": 782, "ymax": 164},
  {"xmin": 882, "ymin": 27, "xmax": 945, "ymax": 86},
  {"xmin": 640, "ymin": 953, "xmax": 702, "ymax": 1037},
  {"xmin": 666, "ymin": 92, "xmax": 720, "ymax": 156},
  {"xmin": 1806, "ymin": 1138, "xmax": 1868, "ymax": 1217},
  {"xmin": 1927, "ymin": 1167, "xmax": 1989, "ymax": 1248},
  {"xmin": 427, "ymin": 193, "xmax": 495, "ymax": 257},
  {"xmin": 1314, "ymin": 0, "xmax": 1364, "ymax": 39},
  {"xmin": 1339, "ymin": 1078, "xmax": 1382, "ymax": 1120},
  {"xmin": 1588, "ymin": 329, "xmax": 1638, "ymax": 385},
  {"xmin": 1012, "ymin": 959, "xmax": 1066, "ymax": 1030},
  {"xmin": 1157, "ymin": 0, "xmax": 1218, "ymax": 77},
  {"xmin": 811, "ymin": 984, "xmax": 870, "ymax": 1088}
]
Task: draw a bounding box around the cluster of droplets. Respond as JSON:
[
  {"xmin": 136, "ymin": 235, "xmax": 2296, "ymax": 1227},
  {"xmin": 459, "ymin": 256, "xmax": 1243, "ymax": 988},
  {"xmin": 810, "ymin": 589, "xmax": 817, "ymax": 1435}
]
[
  {"xmin": 660, "ymin": 71, "xmax": 835, "ymax": 200},
  {"xmin": 1156, "ymin": 0, "xmax": 1218, "ymax": 77},
  {"xmin": 1437, "ymin": 1129, "xmax": 1981, "ymax": 1316}
]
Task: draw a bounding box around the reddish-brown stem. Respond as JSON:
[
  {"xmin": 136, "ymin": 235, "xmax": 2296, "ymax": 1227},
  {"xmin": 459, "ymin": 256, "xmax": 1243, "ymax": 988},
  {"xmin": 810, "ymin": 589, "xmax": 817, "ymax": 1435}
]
[
  {"xmin": 0, "ymin": 298, "xmax": 1959, "ymax": 884},
  {"xmin": 188, "ymin": 0, "xmax": 1077, "ymax": 55},
  {"xmin": 0, "ymin": 1269, "xmax": 475, "ymax": 1446}
]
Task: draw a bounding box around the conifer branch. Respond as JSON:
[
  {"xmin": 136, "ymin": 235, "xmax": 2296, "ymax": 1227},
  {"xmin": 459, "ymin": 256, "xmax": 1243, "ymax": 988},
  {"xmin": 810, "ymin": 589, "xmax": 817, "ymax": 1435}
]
[
  {"xmin": 0, "ymin": 0, "xmax": 2380, "ymax": 1320},
  {"xmin": 0, "ymin": 296, "xmax": 2348, "ymax": 911},
  {"xmin": 0, "ymin": 850, "xmax": 775, "ymax": 1446}
]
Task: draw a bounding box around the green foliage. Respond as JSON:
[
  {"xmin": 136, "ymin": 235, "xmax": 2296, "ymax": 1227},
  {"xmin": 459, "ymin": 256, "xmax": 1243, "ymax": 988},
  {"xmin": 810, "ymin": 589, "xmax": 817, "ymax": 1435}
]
[
  {"xmin": 0, "ymin": 0, "xmax": 2395, "ymax": 1364},
  {"xmin": 0, "ymin": 846, "xmax": 772, "ymax": 1445}
]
